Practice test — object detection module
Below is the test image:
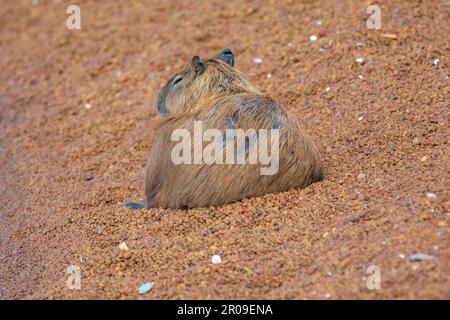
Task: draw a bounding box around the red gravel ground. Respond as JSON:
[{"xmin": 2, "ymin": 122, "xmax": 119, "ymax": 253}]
[{"xmin": 0, "ymin": 0, "xmax": 449, "ymax": 299}]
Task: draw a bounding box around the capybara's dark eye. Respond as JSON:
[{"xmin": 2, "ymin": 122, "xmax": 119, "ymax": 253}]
[{"xmin": 173, "ymin": 75, "xmax": 183, "ymax": 85}]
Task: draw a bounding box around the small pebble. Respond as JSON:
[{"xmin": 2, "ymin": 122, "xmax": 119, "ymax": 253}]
[
  {"xmin": 95, "ymin": 224, "xmax": 103, "ymax": 235},
  {"xmin": 267, "ymin": 73, "xmax": 272, "ymax": 78},
  {"xmin": 138, "ymin": 282, "xmax": 154, "ymax": 294},
  {"xmin": 357, "ymin": 172, "xmax": 366, "ymax": 179},
  {"xmin": 324, "ymin": 293, "xmax": 331, "ymax": 299},
  {"xmin": 381, "ymin": 33, "xmax": 398, "ymax": 40},
  {"xmin": 84, "ymin": 175, "xmax": 93, "ymax": 181},
  {"xmin": 409, "ymin": 253, "xmax": 435, "ymax": 261},
  {"xmin": 84, "ymin": 103, "xmax": 92, "ymax": 109},
  {"xmin": 391, "ymin": 95, "xmax": 397, "ymax": 101},
  {"xmin": 309, "ymin": 35, "xmax": 318, "ymax": 42},
  {"xmin": 425, "ymin": 192, "xmax": 437, "ymax": 199},
  {"xmin": 287, "ymin": 42, "xmax": 293, "ymax": 47},
  {"xmin": 253, "ymin": 57, "xmax": 262, "ymax": 64},
  {"xmin": 119, "ymin": 242, "xmax": 129, "ymax": 251},
  {"xmin": 358, "ymin": 116, "xmax": 364, "ymax": 121},
  {"xmin": 404, "ymin": 200, "xmax": 413, "ymax": 207},
  {"xmin": 32, "ymin": 0, "xmax": 39, "ymax": 6},
  {"xmin": 368, "ymin": 58, "xmax": 377, "ymax": 65},
  {"xmin": 211, "ymin": 254, "xmax": 222, "ymax": 264},
  {"xmin": 358, "ymin": 74, "xmax": 364, "ymax": 79},
  {"xmin": 355, "ymin": 57, "xmax": 364, "ymax": 64},
  {"xmin": 325, "ymin": 86, "xmax": 331, "ymax": 92},
  {"xmin": 355, "ymin": 41, "xmax": 364, "ymax": 47},
  {"xmin": 398, "ymin": 253, "xmax": 405, "ymax": 259},
  {"xmin": 412, "ymin": 137, "xmax": 420, "ymax": 145},
  {"xmin": 420, "ymin": 156, "xmax": 428, "ymax": 162},
  {"xmin": 315, "ymin": 20, "xmax": 323, "ymax": 26},
  {"xmin": 432, "ymin": 59, "xmax": 439, "ymax": 66}
]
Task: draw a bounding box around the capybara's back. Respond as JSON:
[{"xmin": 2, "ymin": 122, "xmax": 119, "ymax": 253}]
[{"xmin": 143, "ymin": 49, "xmax": 323, "ymax": 209}]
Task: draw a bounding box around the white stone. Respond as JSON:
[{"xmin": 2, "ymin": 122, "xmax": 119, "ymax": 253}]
[
  {"xmin": 425, "ymin": 192, "xmax": 437, "ymax": 199},
  {"xmin": 253, "ymin": 57, "xmax": 262, "ymax": 64},
  {"xmin": 211, "ymin": 254, "xmax": 222, "ymax": 264}
]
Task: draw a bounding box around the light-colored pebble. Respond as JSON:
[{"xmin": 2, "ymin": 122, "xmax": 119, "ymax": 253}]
[
  {"xmin": 138, "ymin": 281, "xmax": 154, "ymax": 294},
  {"xmin": 355, "ymin": 57, "xmax": 364, "ymax": 64},
  {"xmin": 425, "ymin": 192, "xmax": 437, "ymax": 199},
  {"xmin": 253, "ymin": 57, "xmax": 262, "ymax": 64},
  {"xmin": 409, "ymin": 253, "xmax": 435, "ymax": 261},
  {"xmin": 119, "ymin": 242, "xmax": 129, "ymax": 251},
  {"xmin": 309, "ymin": 35, "xmax": 318, "ymax": 42},
  {"xmin": 211, "ymin": 254, "xmax": 222, "ymax": 264}
]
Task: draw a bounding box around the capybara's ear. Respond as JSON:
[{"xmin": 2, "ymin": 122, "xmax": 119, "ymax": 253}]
[
  {"xmin": 191, "ymin": 55, "xmax": 206, "ymax": 75},
  {"xmin": 217, "ymin": 48, "xmax": 234, "ymax": 66}
]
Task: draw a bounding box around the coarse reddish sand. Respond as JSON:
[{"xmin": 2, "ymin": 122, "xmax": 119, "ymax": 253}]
[{"xmin": 0, "ymin": 0, "xmax": 448, "ymax": 299}]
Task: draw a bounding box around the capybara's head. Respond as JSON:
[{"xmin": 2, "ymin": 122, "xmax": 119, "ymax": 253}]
[{"xmin": 157, "ymin": 48, "xmax": 258, "ymax": 115}]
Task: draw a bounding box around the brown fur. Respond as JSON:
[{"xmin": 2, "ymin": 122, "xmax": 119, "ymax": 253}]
[{"xmin": 145, "ymin": 50, "xmax": 323, "ymax": 209}]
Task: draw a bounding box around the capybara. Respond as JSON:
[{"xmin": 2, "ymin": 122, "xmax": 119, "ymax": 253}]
[{"xmin": 129, "ymin": 48, "xmax": 323, "ymax": 209}]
